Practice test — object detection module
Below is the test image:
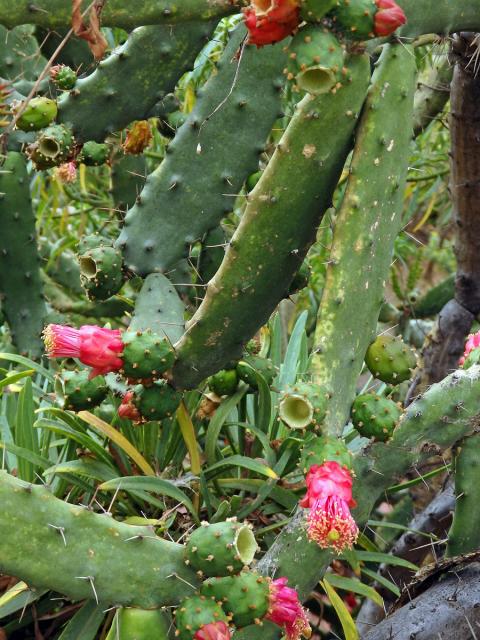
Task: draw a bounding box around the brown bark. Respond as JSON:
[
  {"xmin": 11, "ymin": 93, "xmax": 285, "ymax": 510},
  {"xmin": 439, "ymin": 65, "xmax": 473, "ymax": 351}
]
[{"xmin": 408, "ymin": 34, "xmax": 480, "ymax": 397}]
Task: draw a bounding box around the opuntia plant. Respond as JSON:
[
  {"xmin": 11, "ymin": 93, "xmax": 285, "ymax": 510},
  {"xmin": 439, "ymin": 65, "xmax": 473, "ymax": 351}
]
[{"xmin": 1, "ymin": 3, "xmax": 480, "ymax": 640}]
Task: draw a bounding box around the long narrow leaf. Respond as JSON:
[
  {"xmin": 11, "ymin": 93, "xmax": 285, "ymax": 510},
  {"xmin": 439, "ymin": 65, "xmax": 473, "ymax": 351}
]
[
  {"xmin": 324, "ymin": 573, "xmax": 383, "ymax": 607},
  {"xmin": 57, "ymin": 600, "xmax": 105, "ymax": 640},
  {"xmin": 321, "ymin": 579, "xmax": 358, "ymax": 640},
  {"xmin": 205, "ymin": 455, "xmax": 278, "ymax": 480}
]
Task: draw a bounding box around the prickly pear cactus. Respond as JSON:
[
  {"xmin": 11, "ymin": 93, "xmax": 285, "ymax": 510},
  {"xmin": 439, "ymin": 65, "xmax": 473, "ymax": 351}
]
[{"xmin": 2, "ymin": 3, "xmax": 480, "ymax": 639}]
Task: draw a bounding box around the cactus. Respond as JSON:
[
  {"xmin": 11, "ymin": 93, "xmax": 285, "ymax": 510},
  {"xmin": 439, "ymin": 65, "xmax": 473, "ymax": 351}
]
[
  {"xmin": 287, "ymin": 27, "xmax": 345, "ymax": 94},
  {"xmin": 208, "ymin": 369, "xmax": 239, "ymax": 397},
  {"xmin": 14, "ymin": 96, "xmax": 57, "ymax": 131},
  {"xmin": 78, "ymin": 241, "xmax": 124, "ymax": 301},
  {"xmin": 27, "ymin": 123, "xmax": 74, "ymax": 169},
  {"xmin": 175, "ymin": 595, "xmax": 230, "ymax": 640},
  {"xmin": 78, "ymin": 141, "xmax": 110, "ymax": 166},
  {"xmin": 279, "ymin": 382, "xmax": 328, "ymax": 430},
  {"xmin": 129, "ymin": 273, "xmax": 185, "ymax": 344},
  {"xmin": 106, "ymin": 608, "xmax": 171, "ymax": 640},
  {"xmin": 50, "ymin": 64, "xmax": 77, "ymax": 91},
  {"xmin": 351, "ymin": 393, "xmax": 402, "ymax": 441},
  {"xmin": 125, "ymin": 379, "xmax": 182, "ymax": 421},
  {"xmin": 4, "ymin": 4, "xmax": 480, "ymax": 637},
  {"xmin": 0, "ymin": 152, "xmax": 47, "ymax": 356},
  {"xmin": 172, "ymin": 54, "xmax": 371, "ymax": 388},
  {"xmin": 365, "ymin": 334, "xmax": 417, "ymax": 384},
  {"xmin": 56, "ymin": 369, "xmax": 108, "ymax": 411},
  {"xmin": 0, "ymin": 470, "xmax": 198, "ymax": 607},
  {"xmin": 309, "ymin": 44, "xmax": 416, "ymax": 435},
  {"xmin": 116, "ymin": 25, "xmax": 286, "ymax": 275},
  {"xmin": 201, "ymin": 571, "xmax": 270, "ymax": 627},
  {"xmin": 236, "ymin": 355, "xmax": 278, "ymax": 390},
  {"xmin": 58, "ymin": 22, "xmax": 217, "ymax": 142},
  {"xmin": 121, "ymin": 329, "xmax": 175, "ymax": 379},
  {"xmin": 185, "ymin": 520, "xmax": 258, "ymax": 577}
]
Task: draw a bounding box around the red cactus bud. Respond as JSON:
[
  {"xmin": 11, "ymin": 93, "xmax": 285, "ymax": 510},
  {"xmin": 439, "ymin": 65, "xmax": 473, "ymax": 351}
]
[
  {"xmin": 374, "ymin": 0, "xmax": 407, "ymax": 36},
  {"xmin": 43, "ymin": 324, "xmax": 123, "ymax": 378},
  {"xmin": 118, "ymin": 391, "xmax": 142, "ymax": 422},
  {"xmin": 266, "ymin": 577, "xmax": 311, "ymax": 640},
  {"xmin": 194, "ymin": 621, "xmax": 232, "ymax": 640}
]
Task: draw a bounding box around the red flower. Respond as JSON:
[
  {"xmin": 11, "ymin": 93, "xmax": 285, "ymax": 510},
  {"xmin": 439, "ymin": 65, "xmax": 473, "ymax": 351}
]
[
  {"xmin": 266, "ymin": 577, "xmax": 311, "ymax": 640},
  {"xmin": 43, "ymin": 324, "xmax": 123, "ymax": 378},
  {"xmin": 244, "ymin": 0, "xmax": 300, "ymax": 47},
  {"xmin": 374, "ymin": 0, "xmax": 407, "ymax": 36},
  {"xmin": 299, "ymin": 461, "xmax": 356, "ymax": 509},
  {"xmin": 307, "ymin": 495, "xmax": 359, "ymax": 552},
  {"xmin": 194, "ymin": 621, "xmax": 231, "ymax": 640},
  {"xmin": 460, "ymin": 331, "xmax": 480, "ymax": 366},
  {"xmin": 118, "ymin": 391, "xmax": 141, "ymax": 422}
]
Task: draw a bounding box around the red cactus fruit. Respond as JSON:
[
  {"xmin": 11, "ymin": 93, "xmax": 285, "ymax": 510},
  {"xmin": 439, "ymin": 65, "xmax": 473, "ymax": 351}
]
[{"xmin": 374, "ymin": 0, "xmax": 407, "ymax": 36}]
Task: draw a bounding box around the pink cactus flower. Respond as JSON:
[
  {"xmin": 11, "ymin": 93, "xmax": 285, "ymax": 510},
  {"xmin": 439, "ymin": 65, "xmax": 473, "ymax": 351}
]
[
  {"xmin": 55, "ymin": 161, "xmax": 77, "ymax": 183},
  {"xmin": 49, "ymin": 64, "xmax": 64, "ymax": 81},
  {"xmin": 374, "ymin": 0, "xmax": 407, "ymax": 36},
  {"xmin": 307, "ymin": 495, "xmax": 359, "ymax": 552},
  {"xmin": 194, "ymin": 621, "xmax": 232, "ymax": 640},
  {"xmin": 118, "ymin": 391, "xmax": 141, "ymax": 422},
  {"xmin": 244, "ymin": 0, "xmax": 300, "ymax": 47},
  {"xmin": 266, "ymin": 577, "xmax": 311, "ymax": 640},
  {"xmin": 460, "ymin": 331, "xmax": 480, "ymax": 366},
  {"xmin": 43, "ymin": 324, "xmax": 123, "ymax": 378},
  {"xmin": 299, "ymin": 461, "xmax": 356, "ymax": 509}
]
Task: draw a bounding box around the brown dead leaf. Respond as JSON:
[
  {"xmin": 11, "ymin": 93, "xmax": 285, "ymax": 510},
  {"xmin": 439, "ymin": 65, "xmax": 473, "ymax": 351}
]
[{"xmin": 72, "ymin": 0, "xmax": 108, "ymax": 60}]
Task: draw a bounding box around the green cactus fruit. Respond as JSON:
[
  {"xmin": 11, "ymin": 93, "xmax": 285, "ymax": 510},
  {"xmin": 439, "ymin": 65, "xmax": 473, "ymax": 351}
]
[
  {"xmin": 200, "ymin": 571, "xmax": 270, "ymax": 627},
  {"xmin": 122, "ymin": 329, "xmax": 175, "ymax": 379},
  {"xmin": 208, "ymin": 370, "xmax": 239, "ymax": 397},
  {"xmin": 287, "ymin": 27, "xmax": 345, "ymax": 95},
  {"xmin": 301, "ymin": 0, "xmax": 337, "ymax": 22},
  {"xmin": 133, "ymin": 379, "xmax": 182, "ymax": 421},
  {"xmin": 78, "ymin": 244, "xmax": 124, "ymax": 301},
  {"xmin": 27, "ymin": 123, "xmax": 73, "ymax": 169},
  {"xmin": 185, "ymin": 519, "xmax": 258, "ymax": 577},
  {"xmin": 15, "ymin": 96, "xmax": 57, "ymax": 131},
  {"xmin": 351, "ymin": 393, "xmax": 402, "ymax": 442},
  {"xmin": 51, "ymin": 65, "xmax": 77, "ymax": 91},
  {"xmin": 55, "ymin": 370, "xmax": 108, "ymax": 411},
  {"xmin": 78, "ymin": 141, "xmax": 110, "ymax": 166},
  {"xmin": 175, "ymin": 595, "xmax": 229, "ymax": 640},
  {"xmin": 77, "ymin": 233, "xmax": 106, "ymax": 253},
  {"xmin": 300, "ymin": 435, "xmax": 353, "ymax": 473},
  {"xmin": 365, "ymin": 334, "xmax": 417, "ymax": 384},
  {"xmin": 288, "ymin": 261, "xmax": 311, "ymax": 295},
  {"xmin": 246, "ymin": 170, "xmax": 262, "ymax": 192},
  {"xmin": 279, "ymin": 382, "xmax": 327, "ymax": 430},
  {"xmin": 106, "ymin": 607, "xmax": 171, "ymax": 640},
  {"xmin": 332, "ymin": 0, "xmax": 377, "ymax": 39},
  {"xmin": 236, "ymin": 355, "xmax": 278, "ymax": 390}
]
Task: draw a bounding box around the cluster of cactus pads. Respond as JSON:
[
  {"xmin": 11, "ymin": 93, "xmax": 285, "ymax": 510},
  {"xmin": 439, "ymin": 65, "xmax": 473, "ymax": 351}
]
[{"xmin": 2, "ymin": 0, "xmax": 480, "ymax": 639}]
